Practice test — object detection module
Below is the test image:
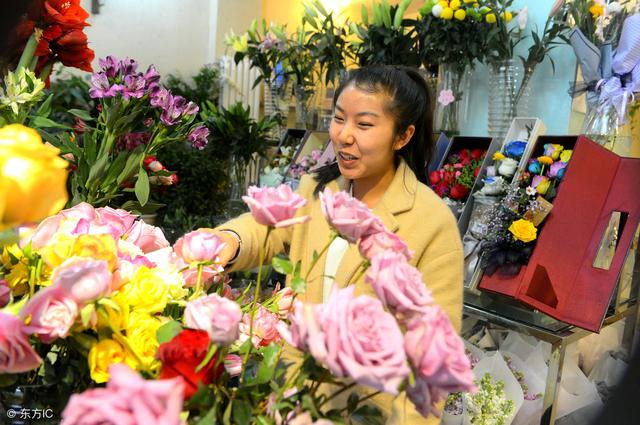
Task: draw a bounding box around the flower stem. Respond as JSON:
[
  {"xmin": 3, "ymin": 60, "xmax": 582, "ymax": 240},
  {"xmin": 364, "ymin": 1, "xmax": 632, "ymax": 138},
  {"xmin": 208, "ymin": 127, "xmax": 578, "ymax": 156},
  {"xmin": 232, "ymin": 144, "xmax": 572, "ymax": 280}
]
[
  {"xmin": 304, "ymin": 231, "xmax": 338, "ymax": 282},
  {"xmin": 16, "ymin": 32, "xmax": 38, "ymax": 72},
  {"xmin": 338, "ymin": 390, "xmax": 382, "ymax": 414},
  {"xmin": 350, "ymin": 259, "xmax": 370, "ymax": 285},
  {"xmin": 318, "ymin": 382, "xmax": 357, "ymax": 408},
  {"xmin": 188, "ymin": 263, "xmax": 205, "ymax": 301}
]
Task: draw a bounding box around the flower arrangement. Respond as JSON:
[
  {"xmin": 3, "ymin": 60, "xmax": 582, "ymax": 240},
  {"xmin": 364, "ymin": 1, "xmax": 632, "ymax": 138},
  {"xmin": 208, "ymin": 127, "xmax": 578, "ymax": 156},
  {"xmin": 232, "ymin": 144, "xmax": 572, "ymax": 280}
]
[
  {"xmin": 49, "ymin": 56, "xmax": 208, "ymax": 212},
  {"xmin": 287, "ymin": 148, "xmax": 326, "ymax": 179},
  {"xmin": 429, "ymin": 148, "xmax": 487, "ymax": 215},
  {"xmin": 464, "ymin": 373, "xmax": 515, "ymax": 425},
  {"xmin": 480, "ymin": 0, "xmax": 523, "ymax": 66},
  {"xmin": 522, "ymin": 143, "xmax": 572, "ymax": 201},
  {"xmin": 479, "ymin": 140, "xmax": 528, "ymax": 196}
]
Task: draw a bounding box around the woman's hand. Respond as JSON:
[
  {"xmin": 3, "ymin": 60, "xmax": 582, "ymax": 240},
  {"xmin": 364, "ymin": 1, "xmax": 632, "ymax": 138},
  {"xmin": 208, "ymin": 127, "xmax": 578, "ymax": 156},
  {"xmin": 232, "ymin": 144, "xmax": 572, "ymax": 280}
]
[{"xmin": 197, "ymin": 229, "xmax": 240, "ymax": 268}]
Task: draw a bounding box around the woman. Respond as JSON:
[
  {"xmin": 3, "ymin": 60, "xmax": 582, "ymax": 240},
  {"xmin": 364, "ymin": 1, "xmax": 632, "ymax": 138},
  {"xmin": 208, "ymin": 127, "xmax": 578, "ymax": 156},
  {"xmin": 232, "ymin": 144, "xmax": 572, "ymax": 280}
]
[{"xmin": 211, "ymin": 65, "xmax": 464, "ymax": 424}]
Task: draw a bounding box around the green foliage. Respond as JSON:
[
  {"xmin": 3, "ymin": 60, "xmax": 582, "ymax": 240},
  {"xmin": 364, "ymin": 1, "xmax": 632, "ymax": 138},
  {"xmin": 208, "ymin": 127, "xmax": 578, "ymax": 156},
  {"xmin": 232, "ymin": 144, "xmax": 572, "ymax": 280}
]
[
  {"xmin": 165, "ymin": 64, "xmax": 221, "ymax": 108},
  {"xmin": 48, "ymin": 74, "xmax": 96, "ymax": 126}
]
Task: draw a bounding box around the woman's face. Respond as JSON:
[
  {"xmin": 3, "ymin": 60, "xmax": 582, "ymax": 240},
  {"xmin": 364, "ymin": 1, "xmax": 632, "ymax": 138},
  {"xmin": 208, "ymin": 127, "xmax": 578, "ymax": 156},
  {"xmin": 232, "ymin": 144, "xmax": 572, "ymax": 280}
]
[{"xmin": 329, "ymin": 85, "xmax": 411, "ymax": 186}]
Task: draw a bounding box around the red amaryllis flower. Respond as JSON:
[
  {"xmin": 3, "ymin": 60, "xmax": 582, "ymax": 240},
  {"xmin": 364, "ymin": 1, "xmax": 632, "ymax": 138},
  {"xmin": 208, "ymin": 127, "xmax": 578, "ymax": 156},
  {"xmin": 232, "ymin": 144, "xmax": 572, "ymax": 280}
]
[
  {"xmin": 42, "ymin": 0, "xmax": 90, "ymax": 28},
  {"xmin": 53, "ymin": 29, "xmax": 94, "ymax": 71}
]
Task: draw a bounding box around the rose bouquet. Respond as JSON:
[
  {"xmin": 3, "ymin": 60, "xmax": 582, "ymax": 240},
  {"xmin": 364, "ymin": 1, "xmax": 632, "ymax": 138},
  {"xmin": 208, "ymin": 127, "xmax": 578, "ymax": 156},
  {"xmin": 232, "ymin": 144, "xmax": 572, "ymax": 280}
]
[
  {"xmin": 49, "ymin": 55, "xmax": 209, "ymax": 212},
  {"xmin": 429, "ymin": 148, "xmax": 487, "ymax": 216}
]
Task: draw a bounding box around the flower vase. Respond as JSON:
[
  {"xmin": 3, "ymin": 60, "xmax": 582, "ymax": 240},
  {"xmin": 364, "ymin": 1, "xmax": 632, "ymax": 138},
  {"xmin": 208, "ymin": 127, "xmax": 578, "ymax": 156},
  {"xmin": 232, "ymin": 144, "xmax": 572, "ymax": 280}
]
[
  {"xmin": 227, "ymin": 155, "xmax": 249, "ymax": 216},
  {"xmin": 582, "ymin": 103, "xmax": 633, "ymax": 155},
  {"xmin": 293, "ymin": 84, "xmax": 315, "ymax": 129},
  {"xmin": 514, "ymin": 65, "xmax": 534, "ymax": 117},
  {"xmin": 265, "ymin": 79, "xmax": 291, "ymax": 140},
  {"xmin": 0, "ymin": 384, "xmax": 61, "ymax": 425},
  {"xmin": 434, "ymin": 63, "xmax": 472, "ymax": 136},
  {"xmin": 419, "ymin": 65, "xmax": 439, "ymax": 117},
  {"xmin": 488, "ymin": 59, "xmax": 519, "ymax": 141}
]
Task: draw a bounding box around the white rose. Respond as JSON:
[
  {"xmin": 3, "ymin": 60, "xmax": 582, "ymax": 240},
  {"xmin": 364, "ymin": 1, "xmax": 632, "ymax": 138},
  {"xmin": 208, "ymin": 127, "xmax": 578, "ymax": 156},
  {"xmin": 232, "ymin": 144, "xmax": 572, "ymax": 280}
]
[
  {"xmin": 432, "ymin": 4, "xmax": 443, "ymax": 17},
  {"xmin": 498, "ymin": 158, "xmax": 518, "ymax": 177}
]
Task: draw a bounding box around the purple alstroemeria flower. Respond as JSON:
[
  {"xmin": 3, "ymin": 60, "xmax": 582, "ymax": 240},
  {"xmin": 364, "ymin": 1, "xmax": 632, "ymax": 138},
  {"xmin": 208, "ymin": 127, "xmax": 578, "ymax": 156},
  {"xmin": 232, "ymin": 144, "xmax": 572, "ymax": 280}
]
[
  {"xmin": 547, "ymin": 161, "xmax": 567, "ymax": 179},
  {"xmin": 182, "ymin": 101, "xmax": 199, "ymax": 116},
  {"xmin": 144, "ymin": 65, "xmax": 161, "ymax": 91},
  {"xmin": 119, "ymin": 57, "xmax": 138, "ymax": 76},
  {"xmin": 258, "ymin": 33, "xmax": 278, "ymax": 52},
  {"xmin": 160, "ymin": 97, "xmax": 183, "ymax": 126},
  {"xmin": 143, "ymin": 118, "xmax": 154, "ymax": 127},
  {"xmin": 88, "ymin": 72, "xmax": 122, "ymax": 99},
  {"xmin": 187, "ymin": 125, "xmax": 209, "ymax": 150},
  {"xmin": 99, "ymin": 56, "xmax": 120, "ymax": 78},
  {"xmin": 150, "ymin": 87, "xmax": 171, "ymax": 108},
  {"xmin": 121, "ymin": 74, "xmax": 146, "ymax": 100}
]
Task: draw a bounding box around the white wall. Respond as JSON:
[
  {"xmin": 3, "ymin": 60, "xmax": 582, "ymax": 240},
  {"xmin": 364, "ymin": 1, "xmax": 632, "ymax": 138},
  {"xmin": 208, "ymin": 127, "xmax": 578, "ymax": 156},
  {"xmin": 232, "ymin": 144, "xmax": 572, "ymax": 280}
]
[
  {"xmin": 215, "ymin": 0, "xmax": 262, "ymax": 59},
  {"xmin": 80, "ymin": 0, "xmax": 218, "ymax": 79}
]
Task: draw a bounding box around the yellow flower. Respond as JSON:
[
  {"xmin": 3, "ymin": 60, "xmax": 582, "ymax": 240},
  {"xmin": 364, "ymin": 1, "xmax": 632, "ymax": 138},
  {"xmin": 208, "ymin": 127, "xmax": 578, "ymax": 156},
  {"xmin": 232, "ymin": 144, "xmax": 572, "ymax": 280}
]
[
  {"xmin": 560, "ymin": 150, "xmax": 573, "ymax": 162},
  {"xmin": 438, "ymin": 0, "xmax": 449, "ymax": 7},
  {"xmin": 72, "ymin": 234, "xmax": 118, "ymax": 270},
  {"xmin": 450, "ymin": 0, "xmax": 461, "ymax": 10},
  {"xmin": 501, "ymin": 11, "xmax": 513, "ymax": 22},
  {"xmin": 463, "ymin": 0, "xmax": 475, "ymax": 3},
  {"xmin": 0, "ymin": 124, "xmax": 68, "ymax": 230},
  {"xmin": 88, "ymin": 339, "xmax": 127, "ymax": 383},
  {"xmin": 441, "ymin": 7, "xmax": 454, "ymax": 19},
  {"xmin": 589, "ymin": 3, "xmax": 604, "ymax": 17},
  {"xmin": 492, "ymin": 151, "xmax": 506, "ymax": 161},
  {"xmin": 486, "ymin": 13, "xmax": 497, "ymax": 23},
  {"xmin": 39, "ymin": 234, "xmax": 76, "ymax": 268},
  {"xmin": 126, "ymin": 312, "xmax": 162, "ymax": 370},
  {"xmin": 473, "ymin": 2, "xmax": 479, "ymax": 7},
  {"xmin": 537, "ymin": 155, "xmax": 553, "ymax": 165},
  {"xmin": 508, "ymin": 219, "xmax": 537, "ymax": 243},
  {"xmin": 454, "ymin": 9, "xmax": 466, "ymax": 20},
  {"xmin": 535, "ymin": 177, "xmax": 551, "ymax": 195},
  {"xmin": 97, "ymin": 296, "xmax": 130, "ymax": 331},
  {"xmin": 117, "ymin": 266, "xmax": 168, "ymax": 313}
]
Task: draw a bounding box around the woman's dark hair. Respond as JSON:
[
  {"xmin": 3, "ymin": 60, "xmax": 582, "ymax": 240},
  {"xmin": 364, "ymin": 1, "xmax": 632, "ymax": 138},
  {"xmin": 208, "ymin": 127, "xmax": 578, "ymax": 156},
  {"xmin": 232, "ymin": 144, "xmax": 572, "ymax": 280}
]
[{"xmin": 313, "ymin": 65, "xmax": 434, "ymax": 195}]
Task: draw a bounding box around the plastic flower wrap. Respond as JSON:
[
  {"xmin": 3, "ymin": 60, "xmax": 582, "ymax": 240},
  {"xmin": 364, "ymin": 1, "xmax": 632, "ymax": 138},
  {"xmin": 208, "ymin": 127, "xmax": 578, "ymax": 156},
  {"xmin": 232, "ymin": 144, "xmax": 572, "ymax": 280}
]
[{"xmin": 464, "ymin": 373, "xmax": 515, "ymax": 425}]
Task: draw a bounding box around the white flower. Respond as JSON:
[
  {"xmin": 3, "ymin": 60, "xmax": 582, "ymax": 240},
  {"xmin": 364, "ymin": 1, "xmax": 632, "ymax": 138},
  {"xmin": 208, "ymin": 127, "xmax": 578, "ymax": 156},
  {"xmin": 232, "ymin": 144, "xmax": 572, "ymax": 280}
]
[
  {"xmin": 526, "ymin": 186, "xmax": 537, "ymax": 196},
  {"xmin": 432, "ymin": 4, "xmax": 444, "ymax": 17},
  {"xmin": 498, "ymin": 158, "xmax": 518, "ymax": 177},
  {"xmin": 0, "ymin": 68, "xmax": 45, "ymax": 114},
  {"xmin": 518, "ymin": 6, "xmax": 528, "ymax": 30},
  {"xmin": 486, "ymin": 165, "xmax": 497, "ymax": 177},
  {"xmin": 606, "ymin": 2, "xmax": 622, "ymax": 14}
]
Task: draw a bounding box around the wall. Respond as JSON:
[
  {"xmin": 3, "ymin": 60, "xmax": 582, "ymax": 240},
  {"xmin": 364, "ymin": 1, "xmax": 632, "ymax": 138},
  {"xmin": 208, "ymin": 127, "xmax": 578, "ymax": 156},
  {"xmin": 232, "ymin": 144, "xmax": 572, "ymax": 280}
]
[{"xmin": 216, "ymin": 0, "xmax": 263, "ymax": 58}]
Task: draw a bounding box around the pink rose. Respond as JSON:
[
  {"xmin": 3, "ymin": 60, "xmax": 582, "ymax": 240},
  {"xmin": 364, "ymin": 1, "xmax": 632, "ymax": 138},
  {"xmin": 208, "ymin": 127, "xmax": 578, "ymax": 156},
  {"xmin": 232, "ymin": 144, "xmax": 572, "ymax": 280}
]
[
  {"xmin": 274, "ymin": 286, "xmax": 295, "ymax": 317},
  {"xmin": 239, "ymin": 305, "xmax": 282, "ymax": 348},
  {"xmin": 276, "ymin": 301, "xmax": 309, "ymax": 351},
  {"xmin": 0, "ymin": 279, "xmax": 9, "ymax": 307},
  {"xmin": 290, "ymin": 287, "xmax": 409, "ymax": 394},
  {"xmin": 242, "ymin": 184, "xmax": 311, "ymax": 228},
  {"xmin": 405, "ymin": 375, "xmax": 447, "ymax": 418},
  {"xmin": 319, "ymin": 188, "xmax": 384, "ymax": 243},
  {"xmin": 30, "ymin": 202, "xmax": 95, "ymax": 249},
  {"xmin": 184, "ymin": 294, "xmax": 242, "ymax": 344},
  {"xmin": 62, "ymin": 363, "xmax": 184, "ymax": 425},
  {"xmin": 20, "ymin": 285, "xmax": 78, "ymax": 343},
  {"xmin": 94, "ymin": 206, "xmax": 137, "ymax": 239},
  {"xmin": 124, "ymin": 220, "xmax": 169, "ymax": 253},
  {"xmin": 358, "ymin": 229, "xmax": 413, "ymax": 261},
  {"xmin": 224, "ymin": 354, "xmax": 243, "ymax": 377},
  {"xmin": 404, "ymin": 306, "xmax": 475, "ymax": 394},
  {"xmin": 174, "ymin": 230, "xmax": 226, "ymax": 264},
  {"xmin": 364, "ymin": 251, "xmax": 432, "ymax": 317},
  {"xmin": 53, "ymin": 258, "xmax": 111, "ymax": 305},
  {"xmin": 0, "ymin": 312, "xmax": 42, "ymax": 373},
  {"xmin": 547, "ymin": 160, "xmax": 567, "ymax": 178}
]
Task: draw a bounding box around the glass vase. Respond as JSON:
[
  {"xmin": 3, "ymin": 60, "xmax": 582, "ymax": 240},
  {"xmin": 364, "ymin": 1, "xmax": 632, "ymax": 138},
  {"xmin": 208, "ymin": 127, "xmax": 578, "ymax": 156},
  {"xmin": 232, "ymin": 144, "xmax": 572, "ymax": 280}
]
[
  {"xmin": 434, "ymin": 63, "xmax": 472, "ymax": 136},
  {"xmin": 293, "ymin": 84, "xmax": 315, "ymax": 129},
  {"xmin": 514, "ymin": 65, "xmax": 534, "ymax": 117},
  {"xmin": 582, "ymin": 103, "xmax": 633, "ymax": 155},
  {"xmin": 227, "ymin": 155, "xmax": 248, "ymax": 216},
  {"xmin": 265, "ymin": 79, "xmax": 291, "ymax": 140},
  {"xmin": 488, "ymin": 59, "xmax": 519, "ymax": 141}
]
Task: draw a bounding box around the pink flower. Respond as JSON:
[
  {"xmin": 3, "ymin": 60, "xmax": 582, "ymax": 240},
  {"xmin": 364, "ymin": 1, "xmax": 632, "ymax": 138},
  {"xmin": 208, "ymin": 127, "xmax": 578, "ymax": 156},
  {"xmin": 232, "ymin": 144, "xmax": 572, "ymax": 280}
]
[
  {"xmin": 274, "ymin": 286, "xmax": 295, "ymax": 317},
  {"xmin": 242, "ymin": 185, "xmax": 310, "ymax": 228},
  {"xmin": 94, "ymin": 206, "xmax": 137, "ymax": 239},
  {"xmin": 548, "ymin": 160, "xmax": 567, "ymax": 178},
  {"xmin": 404, "ymin": 306, "xmax": 475, "ymax": 394},
  {"xmin": 174, "ymin": 230, "xmax": 226, "ymax": 264},
  {"xmin": 276, "ymin": 301, "xmax": 310, "ymax": 351},
  {"xmin": 364, "ymin": 251, "xmax": 432, "ymax": 317},
  {"xmin": 29, "ymin": 203, "xmax": 94, "ymax": 249},
  {"xmin": 20, "ymin": 285, "xmax": 78, "ymax": 343},
  {"xmin": 61, "ymin": 363, "xmax": 184, "ymax": 425},
  {"xmin": 0, "ymin": 312, "xmax": 42, "ymax": 373},
  {"xmin": 289, "ymin": 287, "xmax": 410, "ymax": 394},
  {"xmin": 437, "ymin": 89, "xmax": 455, "ymax": 106},
  {"xmin": 319, "ymin": 188, "xmax": 384, "ymax": 243},
  {"xmin": 224, "ymin": 354, "xmax": 243, "ymax": 377},
  {"xmin": 124, "ymin": 220, "xmax": 170, "ymax": 253},
  {"xmin": 184, "ymin": 294, "xmax": 242, "ymax": 344},
  {"xmin": 53, "ymin": 257, "xmax": 111, "ymax": 305},
  {"xmin": 0, "ymin": 279, "xmax": 9, "ymax": 307},
  {"xmin": 406, "ymin": 376, "xmax": 447, "ymax": 418},
  {"xmin": 239, "ymin": 305, "xmax": 282, "ymax": 348},
  {"xmin": 358, "ymin": 229, "xmax": 413, "ymax": 261}
]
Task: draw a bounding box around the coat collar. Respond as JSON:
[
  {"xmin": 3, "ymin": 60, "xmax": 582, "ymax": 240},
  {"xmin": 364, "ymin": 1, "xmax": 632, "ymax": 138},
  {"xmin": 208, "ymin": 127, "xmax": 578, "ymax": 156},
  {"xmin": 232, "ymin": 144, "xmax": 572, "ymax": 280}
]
[{"xmin": 325, "ymin": 158, "xmax": 418, "ymax": 291}]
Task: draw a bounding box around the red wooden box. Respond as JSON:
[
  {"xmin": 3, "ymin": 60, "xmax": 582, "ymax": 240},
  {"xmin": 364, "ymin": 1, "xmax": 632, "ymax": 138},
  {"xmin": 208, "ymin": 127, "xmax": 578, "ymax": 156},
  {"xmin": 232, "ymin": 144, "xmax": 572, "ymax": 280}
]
[{"xmin": 479, "ymin": 136, "xmax": 640, "ymax": 331}]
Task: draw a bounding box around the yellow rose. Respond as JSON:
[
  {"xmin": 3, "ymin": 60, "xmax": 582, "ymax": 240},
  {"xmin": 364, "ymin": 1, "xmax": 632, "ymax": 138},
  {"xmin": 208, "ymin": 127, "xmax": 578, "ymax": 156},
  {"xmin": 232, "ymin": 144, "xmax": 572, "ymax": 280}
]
[
  {"xmin": 486, "ymin": 13, "xmax": 496, "ymax": 23},
  {"xmin": 560, "ymin": 150, "xmax": 573, "ymax": 162},
  {"xmin": 441, "ymin": 7, "xmax": 454, "ymax": 19},
  {"xmin": 88, "ymin": 339, "xmax": 127, "ymax": 383},
  {"xmin": 508, "ymin": 219, "xmax": 537, "ymax": 243},
  {"xmin": 126, "ymin": 312, "xmax": 162, "ymax": 370},
  {"xmin": 450, "ymin": 0, "xmax": 461, "ymax": 10},
  {"xmin": 535, "ymin": 177, "xmax": 551, "ymax": 195},
  {"xmin": 589, "ymin": 4, "xmax": 604, "ymax": 17},
  {"xmin": 97, "ymin": 296, "xmax": 130, "ymax": 331},
  {"xmin": 117, "ymin": 266, "xmax": 168, "ymax": 313},
  {"xmin": 72, "ymin": 234, "xmax": 118, "ymax": 270},
  {"xmin": 0, "ymin": 124, "xmax": 68, "ymax": 230},
  {"xmin": 537, "ymin": 155, "xmax": 553, "ymax": 165},
  {"xmin": 492, "ymin": 151, "xmax": 506, "ymax": 161},
  {"xmin": 39, "ymin": 234, "xmax": 76, "ymax": 268},
  {"xmin": 454, "ymin": 9, "xmax": 466, "ymax": 20}
]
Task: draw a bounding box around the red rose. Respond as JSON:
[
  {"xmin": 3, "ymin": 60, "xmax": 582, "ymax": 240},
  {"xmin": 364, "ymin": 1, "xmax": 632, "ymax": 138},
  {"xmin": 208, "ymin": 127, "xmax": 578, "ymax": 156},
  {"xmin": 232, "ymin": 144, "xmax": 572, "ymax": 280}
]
[
  {"xmin": 458, "ymin": 149, "xmax": 470, "ymax": 159},
  {"xmin": 157, "ymin": 329, "xmax": 224, "ymax": 399},
  {"xmin": 449, "ymin": 184, "xmax": 470, "ymax": 200},
  {"xmin": 434, "ymin": 183, "xmax": 448, "ymax": 197},
  {"xmin": 471, "ymin": 148, "xmax": 484, "ymax": 160},
  {"xmin": 443, "ymin": 170, "xmax": 455, "ymax": 185},
  {"xmin": 429, "ymin": 170, "xmax": 441, "ymax": 185},
  {"xmin": 473, "ymin": 167, "xmax": 481, "ymax": 178}
]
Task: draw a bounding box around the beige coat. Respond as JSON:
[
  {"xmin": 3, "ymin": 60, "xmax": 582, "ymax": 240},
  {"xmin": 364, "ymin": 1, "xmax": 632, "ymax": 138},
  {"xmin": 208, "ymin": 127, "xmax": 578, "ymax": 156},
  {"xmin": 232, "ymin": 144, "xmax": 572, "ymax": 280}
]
[{"xmin": 219, "ymin": 159, "xmax": 464, "ymax": 424}]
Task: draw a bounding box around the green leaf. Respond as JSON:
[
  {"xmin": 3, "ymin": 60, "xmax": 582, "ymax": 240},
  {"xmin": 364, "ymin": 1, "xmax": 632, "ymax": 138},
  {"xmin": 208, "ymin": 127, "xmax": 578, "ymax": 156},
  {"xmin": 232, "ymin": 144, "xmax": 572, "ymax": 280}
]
[
  {"xmin": 80, "ymin": 304, "xmax": 95, "ymax": 328},
  {"xmin": 30, "ymin": 116, "xmax": 69, "ymax": 129},
  {"xmin": 272, "ymin": 256, "xmax": 293, "ymax": 274},
  {"xmin": 156, "ymin": 320, "xmax": 183, "ymax": 344},
  {"xmin": 351, "ymin": 405, "xmax": 384, "ymax": 425},
  {"xmin": 347, "ymin": 392, "xmax": 359, "ymax": 413},
  {"xmin": 68, "ymin": 108, "xmax": 94, "ymax": 121},
  {"xmin": 97, "ymin": 297, "xmax": 121, "ymax": 311},
  {"xmin": 135, "ymin": 167, "xmax": 150, "ymax": 206},
  {"xmin": 36, "ymin": 94, "xmax": 54, "ymax": 118},
  {"xmin": 232, "ymin": 399, "xmax": 253, "ymax": 425},
  {"xmin": 196, "ymin": 403, "xmax": 218, "ymax": 425},
  {"xmin": 291, "ymin": 276, "xmax": 306, "ymax": 294}
]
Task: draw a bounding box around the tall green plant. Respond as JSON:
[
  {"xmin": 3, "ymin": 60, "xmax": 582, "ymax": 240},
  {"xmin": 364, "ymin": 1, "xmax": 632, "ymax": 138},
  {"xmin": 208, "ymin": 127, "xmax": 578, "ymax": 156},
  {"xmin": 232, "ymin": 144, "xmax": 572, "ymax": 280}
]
[{"xmin": 165, "ymin": 64, "xmax": 221, "ymax": 108}]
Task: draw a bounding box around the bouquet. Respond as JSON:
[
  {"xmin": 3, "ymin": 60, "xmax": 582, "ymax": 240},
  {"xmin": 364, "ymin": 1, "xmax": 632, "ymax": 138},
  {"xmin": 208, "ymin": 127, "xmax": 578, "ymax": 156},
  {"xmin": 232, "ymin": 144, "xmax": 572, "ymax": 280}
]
[
  {"xmin": 464, "ymin": 373, "xmax": 515, "ymax": 425},
  {"xmin": 479, "ymin": 140, "xmax": 528, "ymax": 196},
  {"xmin": 429, "ymin": 148, "xmax": 487, "ymax": 216},
  {"xmin": 287, "ymin": 148, "xmax": 327, "ymax": 179},
  {"xmin": 50, "ymin": 56, "xmax": 209, "ymax": 212}
]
